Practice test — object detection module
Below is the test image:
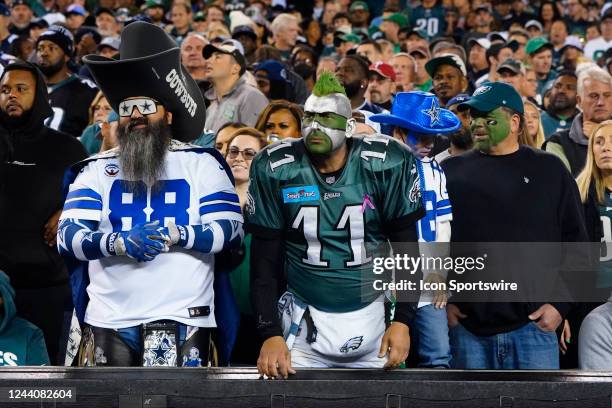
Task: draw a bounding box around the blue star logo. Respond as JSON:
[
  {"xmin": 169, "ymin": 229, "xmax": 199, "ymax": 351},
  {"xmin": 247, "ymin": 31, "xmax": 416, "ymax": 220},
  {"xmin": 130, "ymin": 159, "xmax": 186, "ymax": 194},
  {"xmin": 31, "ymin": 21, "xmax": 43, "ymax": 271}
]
[
  {"xmin": 141, "ymin": 101, "xmax": 152, "ymax": 112},
  {"xmin": 152, "ymin": 341, "xmax": 171, "ymax": 363},
  {"xmin": 121, "ymin": 103, "xmax": 130, "ymax": 115},
  {"xmin": 422, "ymin": 99, "xmax": 440, "ymax": 125}
]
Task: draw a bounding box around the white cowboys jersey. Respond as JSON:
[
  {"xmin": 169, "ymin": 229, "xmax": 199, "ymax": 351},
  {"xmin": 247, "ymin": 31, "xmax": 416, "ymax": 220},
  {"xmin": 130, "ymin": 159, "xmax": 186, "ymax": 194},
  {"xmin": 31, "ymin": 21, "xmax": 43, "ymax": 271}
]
[{"xmin": 59, "ymin": 141, "xmax": 243, "ymax": 329}]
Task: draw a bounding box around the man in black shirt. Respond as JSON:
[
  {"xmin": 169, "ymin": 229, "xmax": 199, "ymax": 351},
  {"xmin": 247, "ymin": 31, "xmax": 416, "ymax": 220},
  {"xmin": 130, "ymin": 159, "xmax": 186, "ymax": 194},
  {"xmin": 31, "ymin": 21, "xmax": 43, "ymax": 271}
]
[
  {"xmin": 0, "ymin": 61, "xmax": 87, "ymax": 364},
  {"xmin": 442, "ymin": 82, "xmax": 588, "ymax": 369}
]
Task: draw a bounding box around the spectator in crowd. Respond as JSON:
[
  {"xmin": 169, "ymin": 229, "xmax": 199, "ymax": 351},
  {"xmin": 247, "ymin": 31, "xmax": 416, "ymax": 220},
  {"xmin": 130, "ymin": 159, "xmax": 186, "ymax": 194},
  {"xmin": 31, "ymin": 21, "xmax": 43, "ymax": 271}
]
[
  {"xmin": 544, "ymin": 67, "xmax": 612, "ymax": 176},
  {"xmin": 526, "ymin": 19, "xmax": 545, "ymax": 39},
  {"xmin": 27, "ymin": 18, "xmax": 48, "ymax": 43},
  {"xmin": 316, "ymin": 56, "xmax": 337, "ymax": 79},
  {"xmin": 409, "ymin": 45, "xmax": 432, "ymax": 91},
  {"xmin": 95, "ymin": 8, "xmax": 118, "ymax": 38},
  {"xmin": 336, "ymin": 55, "xmax": 387, "ymax": 116},
  {"xmin": 481, "ymin": 41, "xmax": 517, "ymax": 85},
  {"xmin": 79, "ymin": 91, "xmax": 113, "ymax": 155},
  {"xmin": 203, "ymin": 39, "xmax": 268, "ymax": 133},
  {"xmin": 390, "ymin": 52, "xmax": 415, "ymax": 92},
  {"xmin": 380, "ymin": 13, "xmax": 408, "ymax": 44},
  {"xmin": 335, "ymin": 33, "xmax": 360, "ymax": 58},
  {"xmin": 10, "ymin": 0, "xmax": 32, "ymax": 37},
  {"xmin": 290, "ymin": 45, "xmax": 318, "ymax": 92},
  {"xmin": 443, "ymin": 81, "xmax": 588, "ymax": 369},
  {"xmin": 332, "ymin": 12, "xmax": 351, "ymax": 32},
  {"xmin": 169, "ymin": 2, "xmax": 193, "ymax": 45},
  {"xmin": 584, "ymin": 8, "xmax": 612, "ymax": 62},
  {"xmin": 8, "ymin": 35, "xmax": 32, "ymax": 61},
  {"xmin": 541, "ymin": 72, "xmax": 579, "ymax": 138},
  {"xmin": 96, "ymin": 37, "xmax": 119, "ymax": 59},
  {"xmin": 410, "ymin": 0, "xmax": 446, "ymax": 40},
  {"xmin": 355, "ymin": 40, "xmax": 382, "ymax": 64},
  {"xmin": 181, "ymin": 33, "xmax": 208, "ymax": 82},
  {"xmin": 376, "ymin": 39, "xmax": 395, "ymax": 63},
  {"xmin": 467, "ymin": 38, "xmax": 490, "ymax": 88},
  {"xmin": 248, "ymin": 72, "xmax": 421, "ymax": 377},
  {"xmin": 144, "ymin": 0, "xmax": 166, "ymax": 27},
  {"xmin": 64, "ymin": 5, "xmax": 87, "ymax": 34},
  {"xmin": 549, "ymin": 20, "xmax": 569, "ymax": 65},
  {"xmin": 497, "ymin": 58, "xmax": 525, "ymax": 94},
  {"xmin": 74, "ymin": 27, "xmax": 101, "ymax": 65},
  {"xmin": 524, "ymin": 100, "xmax": 546, "ymax": 148},
  {"xmin": 509, "ymin": 29, "xmax": 530, "ymax": 61},
  {"xmin": 526, "ymin": 37, "xmax": 557, "ymax": 97},
  {"xmin": 522, "ymin": 64, "xmax": 540, "ymax": 104},
  {"xmin": 225, "ymin": 127, "xmax": 267, "ymax": 366},
  {"xmin": 559, "ymin": 36, "xmax": 584, "ymax": 72},
  {"xmin": 270, "ymin": 13, "xmax": 298, "ymax": 61},
  {"xmin": 0, "ymin": 60, "xmax": 87, "ymax": 365},
  {"xmin": 63, "ymin": 21, "xmax": 241, "ymax": 367},
  {"xmin": 538, "ymin": 1, "xmax": 561, "ymax": 34},
  {"xmin": 254, "ymin": 100, "xmax": 303, "ymax": 142},
  {"xmin": 367, "ymin": 61, "xmax": 395, "ymax": 110},
  {"xmin": 566, "ymin": 0, "xmax": 590, "ymax": 35},
  {"xmin": 215, "ymin": 121, "xmax": 247, "ymax": 156},
  {"xmin": 371, "ymin": 91, "xmax": 459, "ymax": 368},
  {"xmin": 349, "ymin": 1, "xmax": 370, "ymax": 35},
  {"xmin": 35, "ymin": 25, "xmax": 98, "ymax": 138},
  {"xmin": 426, "ymin": 53, "xmax": 468, "ymax": 107},
  {"xmin": 0, "ymin": 4, "xmax": 17, "ymax": 54},
  {"xmin": 232, "ymin": 25, "xmax": 257, "ymax": 65},
  {"xmin": 254, "ymin": 60, "xmax": 291, "ymax": 101},
  {"xmin": 435, "ymin": 94, "xmax": 474, "ymax": 162},
  {"xmin": 576, "ymin": 120, "xmax": 612, "ymax": 370},
  {"xmin": 0, "ymin": 271, "xmax": 49, "ymax": 366}
]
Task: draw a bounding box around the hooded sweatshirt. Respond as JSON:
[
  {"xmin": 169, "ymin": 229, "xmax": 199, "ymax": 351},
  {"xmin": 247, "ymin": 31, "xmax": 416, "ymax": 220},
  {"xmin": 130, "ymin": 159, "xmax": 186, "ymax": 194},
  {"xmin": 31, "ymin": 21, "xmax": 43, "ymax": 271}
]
[
  {"xmin": 0, "ymin": 270, "xmax": 49, "ymax": 365},
  {"xmin": 0, "ymin": 61, "xmax": 87, "ymax": 288}
]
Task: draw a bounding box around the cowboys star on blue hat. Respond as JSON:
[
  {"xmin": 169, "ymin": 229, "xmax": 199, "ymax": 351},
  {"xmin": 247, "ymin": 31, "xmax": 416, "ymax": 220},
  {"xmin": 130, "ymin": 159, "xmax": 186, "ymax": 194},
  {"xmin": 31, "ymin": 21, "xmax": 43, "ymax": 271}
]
[{"xmin": 370, "ymin": 91, "xmax": 461, "ymax": 135}]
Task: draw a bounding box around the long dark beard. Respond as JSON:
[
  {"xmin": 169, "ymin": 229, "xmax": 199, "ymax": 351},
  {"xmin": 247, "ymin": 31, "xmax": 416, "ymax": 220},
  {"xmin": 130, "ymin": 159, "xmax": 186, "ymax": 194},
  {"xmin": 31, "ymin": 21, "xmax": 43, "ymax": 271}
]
[
  {"xmin": 117, "ymin": 118, "xmax": 172, "ymax": 190},
  {"xmin": 449, "ymin": 127, "xmax": 473, "ymax": 150}
]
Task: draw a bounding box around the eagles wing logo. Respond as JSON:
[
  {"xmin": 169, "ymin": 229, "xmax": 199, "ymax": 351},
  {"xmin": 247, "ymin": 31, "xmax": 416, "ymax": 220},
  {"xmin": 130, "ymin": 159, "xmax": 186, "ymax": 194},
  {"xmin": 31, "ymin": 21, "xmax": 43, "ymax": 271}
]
[
  {"xmin": 246, "ymin": 191, "xmax": 255, "ymax": 215},
  {"xmin": 473, "ymin": 85, "xmax": 491, "ymax": 96},
  {"xmin": 409, "ymin": 176, "xmax": 421, "ymax": 203},
  {"xmin": 340, "ymin": 336, "xmax": 364, "ymax": 353},
  {"xmin": 104, "ymin": 163, "xmax": 120, "ymax": 177}
]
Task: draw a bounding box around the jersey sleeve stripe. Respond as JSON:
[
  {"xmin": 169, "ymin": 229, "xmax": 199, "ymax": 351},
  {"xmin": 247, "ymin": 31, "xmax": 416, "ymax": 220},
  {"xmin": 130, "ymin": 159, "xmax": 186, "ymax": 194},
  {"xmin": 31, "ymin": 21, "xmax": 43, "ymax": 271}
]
[
  {"xmin": 199, "ymin": 202, "xmax": 242, "ymax": 216},
  {"xmin": 436, "ymin": 207, "xmax": 452, "ymax": 216},
  {"xmin": 60, "ymin": 209, "xmax": 102, "ymax": 221},
  {"xmin": 63, "ymin": 200, "xmax": 103, "ymax": 211},
  {"xmin": 66, "ymin": 188, "xmax": 102, "ymax": 201},
  {"xmin": 437, "ymin": 199, "xmax": 451, "ymax": 208},
  {"xmin": 199, "ymin": 192, "xmax": 239, "ymax": 204}
]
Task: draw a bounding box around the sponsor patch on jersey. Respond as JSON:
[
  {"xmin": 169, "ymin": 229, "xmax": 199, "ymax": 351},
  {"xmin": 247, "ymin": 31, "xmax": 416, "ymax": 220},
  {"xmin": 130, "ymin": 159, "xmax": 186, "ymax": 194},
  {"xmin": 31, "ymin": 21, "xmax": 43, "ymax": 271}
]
[
  {"xmin": 323, "ymin": 192, "xmax": 342, "ymax": 200},
  {"xmin": 104, "ymin": 163, "xmax": 120, "ymax": 177},
  {"xmin": 282, "ymin": 186, "xmax": 320, "ymax": 203}
]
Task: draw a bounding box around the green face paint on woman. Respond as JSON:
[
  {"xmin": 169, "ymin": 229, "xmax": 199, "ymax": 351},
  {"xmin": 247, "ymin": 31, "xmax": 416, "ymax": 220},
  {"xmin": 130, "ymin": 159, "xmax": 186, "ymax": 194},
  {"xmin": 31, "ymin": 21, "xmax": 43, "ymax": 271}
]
[{"xmin": 470, "ymin": 108, "xmax": 511, "ymax": 153}]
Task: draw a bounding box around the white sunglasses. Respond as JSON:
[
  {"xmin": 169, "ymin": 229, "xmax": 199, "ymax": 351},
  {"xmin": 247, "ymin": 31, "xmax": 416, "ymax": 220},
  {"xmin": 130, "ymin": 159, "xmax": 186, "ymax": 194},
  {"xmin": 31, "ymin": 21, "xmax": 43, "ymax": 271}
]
[{"xmin": 118, "ymin": 98, "xmax": 159, "ymax": 117}]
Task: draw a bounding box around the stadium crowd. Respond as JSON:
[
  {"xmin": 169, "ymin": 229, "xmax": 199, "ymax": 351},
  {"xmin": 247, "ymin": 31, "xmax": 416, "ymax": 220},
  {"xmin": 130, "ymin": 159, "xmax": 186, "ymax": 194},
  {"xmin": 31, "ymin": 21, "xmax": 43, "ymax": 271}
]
[{"xmin": 0, "ymin": 0, "xmax": 611, "ymax": 374}]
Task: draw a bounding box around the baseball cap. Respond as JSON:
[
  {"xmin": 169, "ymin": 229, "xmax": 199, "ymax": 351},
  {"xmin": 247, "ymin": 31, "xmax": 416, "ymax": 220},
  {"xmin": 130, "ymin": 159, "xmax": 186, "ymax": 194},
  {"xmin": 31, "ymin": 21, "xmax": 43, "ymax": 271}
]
[
  {"xmin": 487, "ymin": 40, "xmax": 519, "ymax": 60},
  {"xmin": 497, "ymin": 58, "xmax": 523, "ymax": 75},
  {"xmin": 369, "ymin": 61, "xmax": 396, "ymax": 82},
  {"xmin": 446, "ymin": 94, "xmax": 470, "ymax": 108},
  {"xmin": 458, "ymin": 82, "xmax": 524, "ymax": 114},
  {"xmin": 475, "ymin": 4, "xmax": 492, "ymax": 13},
  {"xmin": 12, "ymin": 0, "xmax": 31, "ymax": 9},
  {"xmin": 203, "ymin": 39, "xmax": 247, "ymax": 75},
  {"xmin": 97, "ymin": 36, "xmax": 120, "ymax": 52},
  {"xmin": 65, "ymin": 4, "xmax": 86, "ymax": 16},
  {"xmin": 525, "ymin": 20, "xmax": 544, "ymax": 32},
  {"xmin": 425, "ymin": 53, "xmax": 467, "ymax": 78},
  {"xmin": 232, "ymin": 25, "xmax": 257, "ymax": 41},
  {"xmin": 408, "ymin": 45, "xmax": 430, "ymax": 59},
  {"xmin": 350, "ymin": 1, "xmax": 369, "ymax": 12},
  {"xmin": 468, "ymin": 37, "xmax": 491, "ymax": 50},
  {"xmin": 559, "ymin": 35, "xmax": 583, "ymax": 54},
  {"xmin": 0, "ymin": 4, "xmax": 9, "ymax": 17},
  {"xmin": 603, "ymin": 6, "xmax": 612, "ymax": 20},
  {"xmin": 525, "ymin": 36, "xmax": 553, "ymax": 55},
  {"xmin": 29, "ymin": 17, "xmax": 49, "ymax": 29},
  {"xmin": 95, "ymin": 7, "xmax": 116, "ymax": 19},
  {"xmin": 383, "ymin": 13, "xmax": 409, "ymax": 28},
  {"xmin": 487, "ymin": 32, "xmax": 507, "ymax": 44},
  {"xmin": 193, "ymin": 11, "xmax": 205, "ymax": 22},
  {"xmin": 336, "ymin": 33, "xmax": 361, "ymax": 45},
  {"xmin": 255, "ymin": 60, "xmax": 288, "ymax": 82},
  {"xmin": 145, "ymin": 0, "xmax": 166, "ymax": 9}
]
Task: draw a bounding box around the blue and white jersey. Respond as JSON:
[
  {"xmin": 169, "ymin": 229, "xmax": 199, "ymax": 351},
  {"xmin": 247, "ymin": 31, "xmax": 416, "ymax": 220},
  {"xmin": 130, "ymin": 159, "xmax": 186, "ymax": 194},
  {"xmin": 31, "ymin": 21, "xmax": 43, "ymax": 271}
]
[
  {"xmin": 59, "ymin": 140, "xmax": 243, "ymax": 329},
  {"xmin": 415, "ymin": 158, "xmax": 452, "ymax": 243}
]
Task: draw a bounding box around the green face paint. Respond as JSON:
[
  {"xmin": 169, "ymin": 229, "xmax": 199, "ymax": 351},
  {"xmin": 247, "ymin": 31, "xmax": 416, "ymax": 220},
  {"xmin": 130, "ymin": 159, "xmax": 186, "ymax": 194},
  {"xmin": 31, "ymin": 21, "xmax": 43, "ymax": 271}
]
[
  {"xmin": 302, "ymin": 111, "xmax": 348, "ymax": 155},
  {"xmin": 470, "ymin": 108, "xmax": 511, "ymax": 153}
]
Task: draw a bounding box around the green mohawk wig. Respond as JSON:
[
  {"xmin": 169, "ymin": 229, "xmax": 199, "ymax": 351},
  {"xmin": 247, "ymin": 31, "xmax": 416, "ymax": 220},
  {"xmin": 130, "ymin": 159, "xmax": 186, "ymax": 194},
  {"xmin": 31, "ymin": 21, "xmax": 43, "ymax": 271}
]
[{"xmin": 312, "ymin": 71, "xmax": 346, "ymax": 97}]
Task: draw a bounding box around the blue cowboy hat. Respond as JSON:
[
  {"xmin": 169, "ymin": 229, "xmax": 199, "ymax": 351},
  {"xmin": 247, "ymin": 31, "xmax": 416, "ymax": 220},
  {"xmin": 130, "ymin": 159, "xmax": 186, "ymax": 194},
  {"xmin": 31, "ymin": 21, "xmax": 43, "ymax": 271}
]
[{"xmin": 370, "ymin": 91, "xmax": 460, "ymax": 135}]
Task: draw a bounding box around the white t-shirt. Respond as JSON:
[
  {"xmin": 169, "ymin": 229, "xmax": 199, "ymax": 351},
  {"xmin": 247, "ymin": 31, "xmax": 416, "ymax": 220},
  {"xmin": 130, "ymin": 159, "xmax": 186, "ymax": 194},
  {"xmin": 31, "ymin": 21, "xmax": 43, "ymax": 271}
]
[{"xmin": 584, "ymin": 37, "xmax": 612, "ymax": 61}]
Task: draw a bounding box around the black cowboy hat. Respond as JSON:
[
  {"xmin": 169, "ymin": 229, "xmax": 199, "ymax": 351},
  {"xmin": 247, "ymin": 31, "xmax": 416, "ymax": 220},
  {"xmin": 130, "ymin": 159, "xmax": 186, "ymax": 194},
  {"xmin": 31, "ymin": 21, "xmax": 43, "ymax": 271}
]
[{"xmin": 83, "ymin": 21, "xmax": 205, "ymax": 142}]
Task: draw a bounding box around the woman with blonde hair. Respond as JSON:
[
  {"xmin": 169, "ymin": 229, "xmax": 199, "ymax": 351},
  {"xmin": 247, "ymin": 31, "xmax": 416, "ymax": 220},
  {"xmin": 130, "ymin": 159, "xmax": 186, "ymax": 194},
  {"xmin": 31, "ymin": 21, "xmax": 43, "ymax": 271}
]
[
  {"xmin": 572, "ymin": 120, "xmax": 612, "ymax": 369},
  {"xmin": 524, "ymin": 100, "xmax": 546, "ymax": 148}
]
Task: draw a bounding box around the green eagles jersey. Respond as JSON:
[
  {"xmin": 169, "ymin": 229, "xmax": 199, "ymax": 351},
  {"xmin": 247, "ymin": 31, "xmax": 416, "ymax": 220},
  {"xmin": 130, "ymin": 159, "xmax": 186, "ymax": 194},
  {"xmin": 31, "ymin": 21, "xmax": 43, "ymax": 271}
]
[
  {"xmin": 245, "ymin": 135, "xmax": 424, "ymax": 313},
  {"xmin": 410, "ymin": 4, "xmax": 446, "ymax": 40},
  {"xmin": 598, "ymin": 190, "xmax": 612, "ymax": 288}
]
